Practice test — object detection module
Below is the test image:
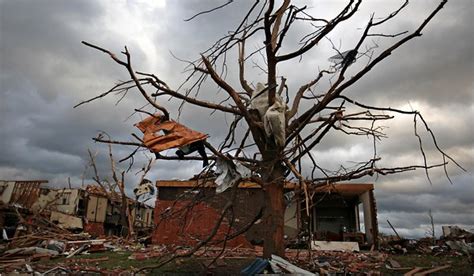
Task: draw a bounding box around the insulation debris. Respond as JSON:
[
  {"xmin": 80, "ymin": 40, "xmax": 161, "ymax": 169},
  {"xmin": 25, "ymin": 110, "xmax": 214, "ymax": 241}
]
[
  {"xmin": 215, "ymin": 158, "xmax": 251, "ymax": 194},
  {"xmin": 249, "ymin": 82, "xmax": 286, "ymax": 147},
  {"xmin": 249, "ymin": 82, "xmax": 269, "ymax": 118},
  {"xmin": 135, "ymin": 114, "xmax": 208, "ymax": 153},
  {"xmin": 264, "ymin": 97, "xmax": 286, "ymax": 148}
]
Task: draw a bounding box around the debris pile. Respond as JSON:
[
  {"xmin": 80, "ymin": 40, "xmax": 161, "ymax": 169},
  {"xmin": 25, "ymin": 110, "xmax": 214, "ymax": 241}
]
[
  {"xmin": 1, "ymin": 180, "xmax": 472, "ymax": 274},
  {"xmin": 379, "ymin": 225, "xmax": 474, "ymax": 259},
  {"xmin": 1, "ymin": 232, "xmax": 137, "ymax": 274},
  {"xmin": 285, "ymin": 249, "xmax": 387, "ymax": 274},
  {"xmin": 1, "ymin": 235, "xmax": 472, "ymax": 274},
  {"xmin": 0, "ymin": 212, "xmax": 113, "ymax": 273},
  {"xmin": 0, "ymin": 180, "xmax": 151, "ymax": 274}
]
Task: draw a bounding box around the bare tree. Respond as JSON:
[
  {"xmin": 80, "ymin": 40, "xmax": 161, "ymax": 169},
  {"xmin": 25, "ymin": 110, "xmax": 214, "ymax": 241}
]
[
  {"xmin": 427, "ymin": 209, "xmax": 436, "ymax": 246},
  {"xmin": 87, "ymin": 140, "xmax": 153, "ymax": 239},
  {"xmin": 77, "ymin": 0, "xmax": 463, "ymax": 259}
]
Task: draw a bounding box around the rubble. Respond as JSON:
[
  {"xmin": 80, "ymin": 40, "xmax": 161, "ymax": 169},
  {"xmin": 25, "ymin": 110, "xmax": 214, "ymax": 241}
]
[
  {"xmin": 1, "ymin": 236, "xmax": 471, "ymax": 275},
  {"xmin": 1, "ymin": 179, "xmax": 471, "ymax": 274},
  {"xmin": 442, "ymin": 225, "xmax": 474, "ymax": 241},
  {"xmin": 285, "ymin": 249, "xmax": 387, "ymax": 274},
  {"xmin": 3, "ymin": 247, "xmax": 59, "ymax": 257},
  {"xmin": 0, "ymin": 181, "xmax": 156, "ymax": 274},
  {"xmin": 378, "ymin": 225, "xmax": 474, "ymax": 265}
]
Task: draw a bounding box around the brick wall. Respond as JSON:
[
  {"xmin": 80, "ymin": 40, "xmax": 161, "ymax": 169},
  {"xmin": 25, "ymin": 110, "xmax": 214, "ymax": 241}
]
[{"xmin": 152, "ymin": 187, "xmax": 266, "ymax": 247}]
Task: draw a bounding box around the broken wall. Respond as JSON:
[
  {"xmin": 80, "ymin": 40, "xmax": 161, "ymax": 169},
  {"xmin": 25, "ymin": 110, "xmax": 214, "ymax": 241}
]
[
  {"xmin": 32, "ymin": 188, "xmax": 83, "ymax": 215},
  {"xmin": 0, "ymin": 180, "xmax": 45, "ymax": 209},
  {"xmin": 284, "ymin": 201, "xmax": 299, "ymax": 239},
  {"xmin": 0, "ymin": 181, "xmax": 15, "ymax": 205},
  {"xmin": 50, "ymin": 210, "xmax": 83, "ymax": 230},
  {"xmin": 359, "ymin": 190, "xmax": 378, "ymax": 245},
  {"xmin": 86, "ymin": 195, "xmax": 108, "ymax": 223},
  {"xmin": 153, "ymin": 185, "xmax": 266, "ymax": 246},
  {"xmin": 153, "ymin": 200, "xmax": 252, "ymax": 248}
]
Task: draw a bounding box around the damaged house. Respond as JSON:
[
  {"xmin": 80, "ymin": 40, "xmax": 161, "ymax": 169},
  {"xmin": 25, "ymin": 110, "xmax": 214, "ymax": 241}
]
[
  {"xmin": 305, "ymin": 183, "xmax": 378, "ymax": 248},
  {"xmin": 152, "ymin": 179, "xmax": 378, "ymax": 249},
  {"xmin": 1, "ymin": 180, "xmax": 48, "ymax": 238},
  {"xmin": 32, "ymin": 187, "xmax": 86, "ymax": 231},
  {"xmin": 85, "ymin": 185, "xmax": 154, "ymax": 237},
  {"xmin": 0, "ymin": 180, "xmax": 153, "ymax": 239}
]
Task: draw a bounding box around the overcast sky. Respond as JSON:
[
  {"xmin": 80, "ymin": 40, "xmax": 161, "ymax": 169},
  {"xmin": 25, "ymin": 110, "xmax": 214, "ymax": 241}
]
[{"xmin": 1, "ymin": 0, "xmax": 473, "ymax": 238}]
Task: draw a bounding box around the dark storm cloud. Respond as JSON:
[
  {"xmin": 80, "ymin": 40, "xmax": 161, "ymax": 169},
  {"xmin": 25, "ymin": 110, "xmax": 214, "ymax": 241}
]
[
  {"xmin": 0, "ymin": 73, "xmax": 133, "ymax": 175},
  {"xmin": 347, "ymin": 1, "xmax": 474, "ymax": 107},
  {"xmin": 0, "ymin": 0, "xmax": 152, "ymax": 187},
  {"xmin": 0, "ymin": 0, "xmax": 472, "ymax": 235},
  {"xmin": 0, "ymin": 0, "xmax": 107, "ymax": 100}
]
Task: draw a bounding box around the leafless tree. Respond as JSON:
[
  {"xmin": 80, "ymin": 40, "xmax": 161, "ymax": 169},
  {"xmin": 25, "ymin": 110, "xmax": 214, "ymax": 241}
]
[
  {"xmin": 427, "ymin": 209, "xmax": 436, "ymax": 245},
  {"xmin": 77, "ymin": 0, "xmax": 463, "ymax": 261},
  {"xmin": 86, "ymin": 140, "xmax": 153, "ymax": 239}
]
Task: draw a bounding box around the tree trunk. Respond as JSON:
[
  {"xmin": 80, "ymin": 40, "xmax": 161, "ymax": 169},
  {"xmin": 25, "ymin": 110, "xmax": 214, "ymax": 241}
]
[
  {"xmin": 120, "ymin": 197, "xmax": 129, "ymax": 235},
  {"xmin": 118, "ymin": 181, "xmax": 134, "ymax": 238},
  {"xmin": 262, "ymin": 163, "xmax": 286, "ymax": 258}
]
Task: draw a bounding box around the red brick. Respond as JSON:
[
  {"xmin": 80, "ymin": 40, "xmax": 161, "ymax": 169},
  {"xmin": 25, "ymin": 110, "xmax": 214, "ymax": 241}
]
[{"xmin": 152, "ymin": 200, "xmax": 252, "ymax": 248}]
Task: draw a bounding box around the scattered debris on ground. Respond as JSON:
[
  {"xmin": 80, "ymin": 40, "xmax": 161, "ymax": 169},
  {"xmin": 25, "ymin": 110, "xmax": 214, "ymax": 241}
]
[
  {"xmin": 2, "ymin": 226, "xmax": 473, "ymax": 275},
  {"xmin": 1, "ymin": 181, "xmax": 473, "ymax": 274},
  {"xmin": 379, "ymin": 225, "xmax": 474, "ymax": 260}
]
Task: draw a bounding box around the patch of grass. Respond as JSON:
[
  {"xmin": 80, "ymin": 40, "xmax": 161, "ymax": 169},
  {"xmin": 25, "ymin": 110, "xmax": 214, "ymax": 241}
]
[
  {"xmin": 38, "ymin": 251, "xmax": 189, "ymax": 272},
  {"xmin": 37, "ymin": 251, "xmax": 253, "ymax": 274}
]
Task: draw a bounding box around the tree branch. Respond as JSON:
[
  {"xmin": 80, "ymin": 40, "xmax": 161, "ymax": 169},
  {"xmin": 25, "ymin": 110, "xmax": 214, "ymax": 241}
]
[{"xmin": 276, "ymin": 0, "xmax": 362, "ymax": 62}]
